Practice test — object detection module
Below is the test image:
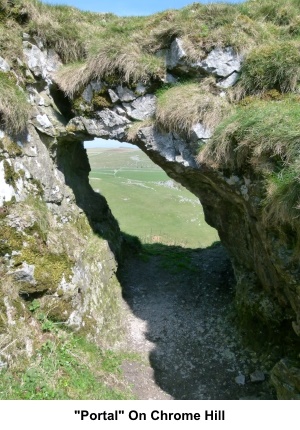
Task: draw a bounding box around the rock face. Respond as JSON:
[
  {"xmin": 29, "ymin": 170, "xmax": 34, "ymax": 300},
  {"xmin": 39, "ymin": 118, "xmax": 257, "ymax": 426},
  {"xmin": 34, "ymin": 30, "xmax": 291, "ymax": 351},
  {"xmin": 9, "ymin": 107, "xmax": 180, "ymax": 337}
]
[
  {"xmin": 0, "ymin": 36, "xmax": 124, "ymax": 352},
  {"xmin": 1, "ymin": 31, "xmax": 299, "ymax": 399}
]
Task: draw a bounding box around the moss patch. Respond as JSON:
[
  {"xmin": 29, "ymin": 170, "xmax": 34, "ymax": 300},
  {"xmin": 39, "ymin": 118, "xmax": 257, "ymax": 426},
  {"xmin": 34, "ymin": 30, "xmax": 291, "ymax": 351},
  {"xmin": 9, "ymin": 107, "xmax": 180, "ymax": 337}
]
[{"xmin": 3, "ymin": 160, "xmax": 20, "ymax": 190}]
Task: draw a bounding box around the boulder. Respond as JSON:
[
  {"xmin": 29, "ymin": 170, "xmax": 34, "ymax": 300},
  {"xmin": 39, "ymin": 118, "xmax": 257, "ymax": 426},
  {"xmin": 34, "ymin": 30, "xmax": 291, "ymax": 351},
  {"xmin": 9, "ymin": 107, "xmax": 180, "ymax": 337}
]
[
  {"xmin": 108, "ymin": 89, "xmax": 119, "ymax": 103},
  {"xmin": 217, "ymin": 72, "xmax": 240, "ymax": 88},
  {"xmin": 190, "ymin": 123, "xmax": 212, "ymax": 141},
  {"xmin": 23, "ymin": 42, "xmax": 61, "ymax": 83},
  {"xmin": 197, "ymin": 47, "xmax": 242, "ymax": 78},
  {"xmin": 166, "ymin": 38, "xmax": 187, "ymax": 69},
  {"xmin": 116, "ymin": 85, "xmax": 136, "ymax": 102},
  {"xmin": 123, "ymin": 95, "xmax": 156, "ymax": 120}
]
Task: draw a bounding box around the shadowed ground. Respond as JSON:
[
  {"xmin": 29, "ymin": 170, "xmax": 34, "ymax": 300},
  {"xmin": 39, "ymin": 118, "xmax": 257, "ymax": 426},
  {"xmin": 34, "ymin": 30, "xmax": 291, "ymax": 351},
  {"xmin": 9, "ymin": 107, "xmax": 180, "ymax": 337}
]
[{"xmin": 118, "ymin": 243, "xmax": 277, "ymax": 400}]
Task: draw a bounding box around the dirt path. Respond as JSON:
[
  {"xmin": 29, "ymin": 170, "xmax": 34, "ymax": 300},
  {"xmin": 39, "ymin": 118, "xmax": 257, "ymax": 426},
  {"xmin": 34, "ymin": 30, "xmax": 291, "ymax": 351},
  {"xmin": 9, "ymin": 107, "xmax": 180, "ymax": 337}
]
[{"xmin": 118, "ymin": 244, "xmax": 276, "ymax": 400}]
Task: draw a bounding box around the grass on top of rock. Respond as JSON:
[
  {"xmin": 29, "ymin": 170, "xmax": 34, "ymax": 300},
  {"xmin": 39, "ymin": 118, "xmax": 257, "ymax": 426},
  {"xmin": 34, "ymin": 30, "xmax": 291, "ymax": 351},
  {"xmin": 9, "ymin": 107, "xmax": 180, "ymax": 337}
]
[
  {"xmin": 237, "ymin": 41, "xmax": 300, "ymax": 96},
  {"xmin": 201, "ymin": 95, "xmax": 300, "ymax": 226},
  {"xmin": 50, "ymin": 0, "xmax": 300, "ymax": 95},
  {"xmin": 155, "ymin": 78, "xmax": 231, "ymax": 137},
  {"xmin": 2, "ymin": 0, "xmax": 300, "ymax": 103}
]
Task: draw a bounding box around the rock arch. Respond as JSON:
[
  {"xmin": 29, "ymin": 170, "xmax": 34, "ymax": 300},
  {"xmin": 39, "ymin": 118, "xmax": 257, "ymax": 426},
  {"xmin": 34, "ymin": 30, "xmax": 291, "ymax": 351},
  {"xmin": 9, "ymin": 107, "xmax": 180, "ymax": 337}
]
[{"xmin": 0, "ymin": 30, "xmax": 299, "ymax": 398}]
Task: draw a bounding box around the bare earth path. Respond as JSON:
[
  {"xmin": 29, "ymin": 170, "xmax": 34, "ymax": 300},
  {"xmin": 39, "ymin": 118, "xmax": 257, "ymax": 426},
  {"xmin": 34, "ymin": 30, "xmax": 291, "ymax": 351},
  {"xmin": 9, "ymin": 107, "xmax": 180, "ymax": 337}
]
[{"xmin": 117, "ymin": 244, "xmax": 277, "ymax": 400}]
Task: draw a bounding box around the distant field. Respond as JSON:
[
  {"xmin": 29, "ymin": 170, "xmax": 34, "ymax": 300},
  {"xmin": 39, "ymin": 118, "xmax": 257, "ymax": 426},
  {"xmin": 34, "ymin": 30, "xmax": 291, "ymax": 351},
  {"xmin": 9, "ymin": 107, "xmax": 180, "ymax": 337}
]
[{"xmin": 87, "ymin": 148, "xmax": 218, "ymax": 248}]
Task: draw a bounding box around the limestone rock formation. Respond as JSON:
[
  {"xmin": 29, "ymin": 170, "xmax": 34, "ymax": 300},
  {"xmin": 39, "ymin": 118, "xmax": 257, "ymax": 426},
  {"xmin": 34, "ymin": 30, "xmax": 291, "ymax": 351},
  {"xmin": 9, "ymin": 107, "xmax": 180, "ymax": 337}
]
[{"xmin": 1, "ymin": 0, "xmax": 300, "ymax": 399}]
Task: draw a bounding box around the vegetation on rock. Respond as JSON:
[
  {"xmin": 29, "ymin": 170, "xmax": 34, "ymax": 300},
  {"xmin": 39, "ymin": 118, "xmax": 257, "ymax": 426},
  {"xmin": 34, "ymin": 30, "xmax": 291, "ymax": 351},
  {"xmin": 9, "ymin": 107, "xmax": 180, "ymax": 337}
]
[
  {"xmin": 201, "ymin": 96, "xmax": 300, "ymax": 226},
  {"xmin": 0, "ymin": 72, "xmax": 28, "ymax": 134}
]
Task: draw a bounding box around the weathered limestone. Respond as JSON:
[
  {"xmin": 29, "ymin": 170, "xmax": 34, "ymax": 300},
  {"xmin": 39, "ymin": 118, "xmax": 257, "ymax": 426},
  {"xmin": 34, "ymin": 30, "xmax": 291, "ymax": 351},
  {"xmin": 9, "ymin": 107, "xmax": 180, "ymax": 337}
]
[
  {"xmin": 122, "ymin": 94, "xmax": 157, "ymax": 120},
  {"xmin": 166, "ymin": 38, "xmax": 242, "ymax": 81},
  {"xmin": 1, "ymin": 34, "xmax": 299, "ymax": 399},
  {"xmin": 197, "ymin": 47, "xmax": 242, "ymax": 77},
  {"xmin": 22, "ymin": 39, "xmax": 62, "ymax": 83}
]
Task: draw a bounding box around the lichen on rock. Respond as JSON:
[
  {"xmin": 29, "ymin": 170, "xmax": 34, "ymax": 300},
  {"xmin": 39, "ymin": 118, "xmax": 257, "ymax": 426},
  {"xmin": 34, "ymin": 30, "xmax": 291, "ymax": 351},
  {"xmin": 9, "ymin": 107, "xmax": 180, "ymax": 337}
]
[{"xmin": 0, "ymin": 0, "xmax": 300, "ymax": 399}]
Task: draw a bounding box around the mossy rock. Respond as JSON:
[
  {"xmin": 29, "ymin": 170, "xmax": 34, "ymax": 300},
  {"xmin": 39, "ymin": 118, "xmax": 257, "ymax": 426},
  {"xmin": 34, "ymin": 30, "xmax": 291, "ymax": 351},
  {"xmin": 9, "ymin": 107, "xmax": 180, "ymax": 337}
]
[
  {"xmin": 92, "ymin": 92, "xmax": 112, "ymax": 110},
  {"xmin": 1, "ymin": 137, "xmax": 23, "ymax": 157},
  {"xmin": 15, "ymin": 250, "xmax": 73, "ymax": 294},
  {"xmin": 3, "ymin": 159, "xmax": 20, "ymax": 190},
  {"xmin": 0, "ymin": 223, "xmax": 23, "ymax": 256},
  {"xmin": 39, "ymin": 296, "xmax": 74, "ymax": 322},
  {"xmin": 271, "ymin": 358, "xmax": 300, "ymax": 399}
]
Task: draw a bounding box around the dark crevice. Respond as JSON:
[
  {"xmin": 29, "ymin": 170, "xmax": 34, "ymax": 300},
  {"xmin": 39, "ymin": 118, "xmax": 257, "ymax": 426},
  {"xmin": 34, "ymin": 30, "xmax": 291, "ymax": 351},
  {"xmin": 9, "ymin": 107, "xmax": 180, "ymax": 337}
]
[{"xmin": 49, "ymin": 84, "xmax": 74, "ymax": 122}]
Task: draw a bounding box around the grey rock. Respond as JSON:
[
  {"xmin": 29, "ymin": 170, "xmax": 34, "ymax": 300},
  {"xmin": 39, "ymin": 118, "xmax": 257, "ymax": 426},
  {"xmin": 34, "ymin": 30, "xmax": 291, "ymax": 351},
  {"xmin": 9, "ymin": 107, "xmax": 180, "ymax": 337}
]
[
  {"xmin": 217, "ymin": 72, "xmax": 240, "ymax": 88},
  {"xmin": 114, "ymin": 106, "xmax": 126, "ymax": 116},
  {"xmin": 166, "ymin": 38, "xmax": 187, "ymax": 69},
  {"xmin": 82, "ymin": 84, "xmax": 93, "ymax": 104},
  {"xmin": 108, "ymin": 89, "xmax": 119, "ymax": 103},
  {"xmin": 23, "ymin": 42, "xmax": 61, "ymax": 82},
  {"xmin": 82, "ymin": 81, "xmax": 104, "ymax": 103},
  {"xmin": 164, "ymin": 73, "xmax": 178, "ymax": 84},
  {"xmin": 13, "ymin": 263, "xmax": 36, "ymax": 284},
  {"xmin": 48, "ymin": 185, "xmax": 63, "ymax": 204},
  {"xmin": 22, "ymin": 32, "xmax": 30, "ymax": 41},
  {"xmin": 190, "ymin": 123, "xmax": 212, "ymax": 141},
  {"xmin": 33, "ymin": 36, "xmax": 44, "ymax": 50},
  {"xmin": 250, "ymin": 370, "xmax": 265, "ymax": 383},
  {"xmin": 136, "ymin": 82, "xmax": 147, "ymax": 95},
  {"xmin": 23, "ymin": 42, "xmax": 47, "ymax": 77},
  {"xmin": 90, "ymin": 80, "xmax": 102, "ymax": 92},
  {"xmin": 116, "ymin": 85, "xmax": 137, "ymax": 102},
  {"xmin": 197, "ymin": 47, "xmax": 242, "ymax": 78},
  {"xmin": 36, "ymin": 114, "xmax": 53, "ymax": 129},
  {"xmin": 0, "ymin": 57, "xmax": 10, "ymax": 72},
  {"xmin": 96, "ymin": 109, "xmax": 130, "ymax": 128},
  {"xmin": 235, "ymin": 374, "xmax": 246, "ymax": 385},
  {"xmin": 69, "ymin": 109, "xmax": 130, "ymax": 140},
  {"xmin": 123, "ymin": 95, "xmax": 156, "ymax": 120},
  {"xmin": 137, "ymin": 125, "xmax": 197, "ymax": 168}
]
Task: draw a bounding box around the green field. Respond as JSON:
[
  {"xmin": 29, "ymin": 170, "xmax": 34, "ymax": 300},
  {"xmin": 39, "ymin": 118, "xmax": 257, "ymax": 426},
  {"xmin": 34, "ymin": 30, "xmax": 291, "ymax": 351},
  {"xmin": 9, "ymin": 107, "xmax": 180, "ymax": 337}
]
[{"xmin": 87, "ymin": 147, "xmax": 218, "ymax": 248}]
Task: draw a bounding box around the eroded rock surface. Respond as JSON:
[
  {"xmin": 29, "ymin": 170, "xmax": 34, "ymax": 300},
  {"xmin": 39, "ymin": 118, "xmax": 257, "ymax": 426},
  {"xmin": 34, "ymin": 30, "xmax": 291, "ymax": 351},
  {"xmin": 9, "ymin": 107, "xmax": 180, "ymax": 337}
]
[{"xmin": 1, "ymin": 31, "xmax": 299, "ymax": 399}]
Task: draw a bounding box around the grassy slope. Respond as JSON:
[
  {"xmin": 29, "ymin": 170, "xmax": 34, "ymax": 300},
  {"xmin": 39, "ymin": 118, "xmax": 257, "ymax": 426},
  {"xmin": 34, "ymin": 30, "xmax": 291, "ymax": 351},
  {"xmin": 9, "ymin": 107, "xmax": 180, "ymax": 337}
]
[
  {"xmin": 88, "ymin": 148, "xmax": 218, "ymax": 248},
  {"xmin": 0, "ymin": 327, "xmax": 135, "ymax": 400}
]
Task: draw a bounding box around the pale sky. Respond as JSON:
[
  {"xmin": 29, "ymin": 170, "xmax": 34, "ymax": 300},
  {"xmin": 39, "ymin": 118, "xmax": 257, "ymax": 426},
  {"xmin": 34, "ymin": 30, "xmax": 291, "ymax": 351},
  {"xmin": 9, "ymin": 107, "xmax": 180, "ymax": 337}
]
[{"xmin": 43, "ymin": 0, "xmax": 245, "ymax": 16}]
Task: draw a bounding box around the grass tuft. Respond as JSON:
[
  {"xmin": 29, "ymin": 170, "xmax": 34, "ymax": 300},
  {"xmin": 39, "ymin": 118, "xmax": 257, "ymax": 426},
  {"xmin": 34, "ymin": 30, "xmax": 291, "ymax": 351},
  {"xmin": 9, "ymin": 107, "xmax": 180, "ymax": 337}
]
[
  {"xmin": 155, "ymin": 79, "xmax": 231, "ymax": 137},
  {"xmin": 201, "ymin": 95, "xmax": 300, "ymax": 225},
  {"xmin": 0, "ymin": 328, "xmax": 134, "ymax": 399},
  {"xmin": 239, "ymin": 42, "xmax": 300, "ymax": 95},
  {"xmin": 0, "ymin": 72, "xmax": 28, "ymax": 134}
]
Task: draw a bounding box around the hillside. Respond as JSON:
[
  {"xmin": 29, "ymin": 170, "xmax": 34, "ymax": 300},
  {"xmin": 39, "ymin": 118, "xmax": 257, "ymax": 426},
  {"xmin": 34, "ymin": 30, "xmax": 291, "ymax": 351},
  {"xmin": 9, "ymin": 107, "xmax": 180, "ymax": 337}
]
[
  {"xmin": 87, "ymin": 147, "xmax": 218, "ymax": 247},
  {"xmin": 0, "ymin": 0, "xmax": 300, "ymax": 399}
]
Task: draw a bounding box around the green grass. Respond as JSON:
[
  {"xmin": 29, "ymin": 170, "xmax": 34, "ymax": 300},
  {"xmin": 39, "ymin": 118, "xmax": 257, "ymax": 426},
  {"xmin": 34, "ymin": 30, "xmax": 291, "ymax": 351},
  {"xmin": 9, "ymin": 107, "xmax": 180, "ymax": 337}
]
[
  {"xmin": 239, "ymin": 41, "xmax": 300, "ymax": 94},
  {"xmin": 87, "ymin": 148, "xmax": 218, "ymax": 248},
  {"xmin": 51, "ymin": 0, "xmax": 300, "ymax": 95},
  {"xmin": 201, "ymin": 95, "xmax": 300, "ymax": 226},
  {"xmin": 155, "ymin": 79, "xmax": 231, "ymax": 137},
  {"xmin": 0, "ymin": 72, "xmax": 28, "ymax": 134},
  {"xmin": 141, "ymin": 243, "xmax": 198, "ymax": 274},
  {"xmin": 0, "ymin": 329, "xmax": 135, "ymax": 400}
]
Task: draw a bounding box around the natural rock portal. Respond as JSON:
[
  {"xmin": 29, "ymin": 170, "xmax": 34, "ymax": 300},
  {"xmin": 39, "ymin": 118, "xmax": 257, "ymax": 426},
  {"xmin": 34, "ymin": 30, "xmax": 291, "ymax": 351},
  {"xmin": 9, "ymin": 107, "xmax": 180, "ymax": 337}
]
[{"xmin": 1, "ymin": 0, "xmax": 300, "ymax": 398}]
